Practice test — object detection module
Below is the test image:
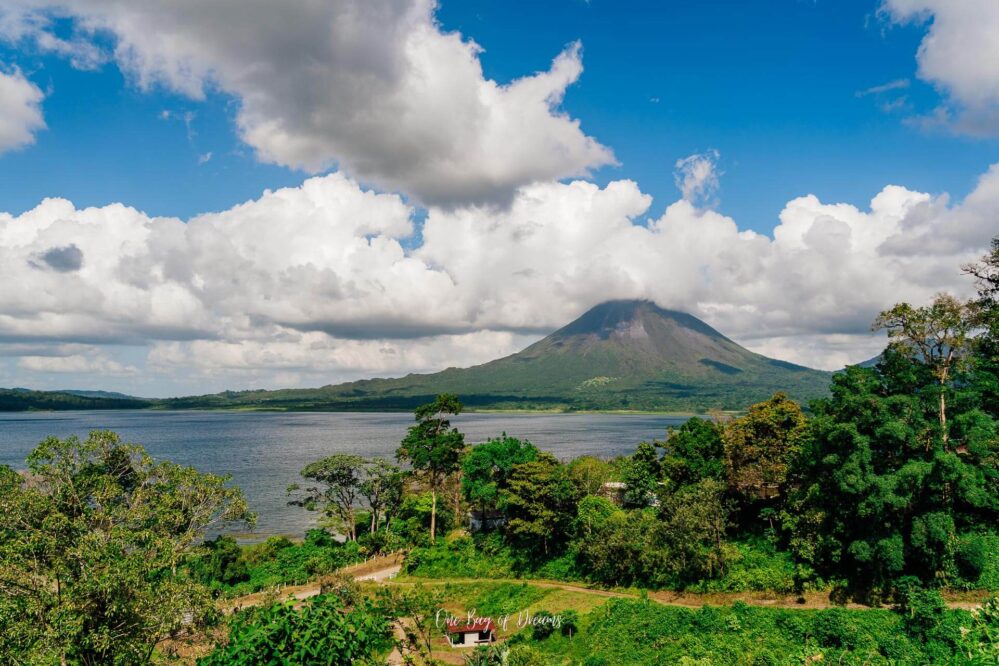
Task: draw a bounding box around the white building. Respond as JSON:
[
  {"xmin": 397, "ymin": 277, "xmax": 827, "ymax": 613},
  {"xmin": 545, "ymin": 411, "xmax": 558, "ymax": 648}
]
[{"xmin": 446, "ymin": 619, "xmax": 497, "ymax": 647}]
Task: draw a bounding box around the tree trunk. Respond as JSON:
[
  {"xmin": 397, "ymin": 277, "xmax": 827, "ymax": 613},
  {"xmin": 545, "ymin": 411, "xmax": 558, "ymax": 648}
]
[
  {"xmin": 430, "ymin": 488, "xmax": 437, "ymax": 542},
  {"xmin": 939, "ymin": 387, "xmax": 948, "ymax": 447}
]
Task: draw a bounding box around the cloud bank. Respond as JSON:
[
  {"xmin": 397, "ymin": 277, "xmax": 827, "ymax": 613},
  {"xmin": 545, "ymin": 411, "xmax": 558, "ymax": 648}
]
[{"xmin": 1, "ymin": 162, "xmax": 995, "ymax": 394}]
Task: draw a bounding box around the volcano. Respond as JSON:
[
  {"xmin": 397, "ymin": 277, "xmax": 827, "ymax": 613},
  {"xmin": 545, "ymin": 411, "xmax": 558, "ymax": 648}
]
[{"xmin": 168, "ymin": 300, "xmax": 832, "ymax": 412}]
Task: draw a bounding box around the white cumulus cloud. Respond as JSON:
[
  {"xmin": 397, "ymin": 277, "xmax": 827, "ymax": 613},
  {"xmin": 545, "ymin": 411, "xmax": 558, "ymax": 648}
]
[
  {"xmin": 882, "ymin": 0, "xmax": 999, "ymax": 134},
  {"xmin": 0, "ymin": 65, "xmax": 45, "ymax": 154},
  {"xmin": 1, "ymin": 0, "xmax": 613, "ymax": 206}
]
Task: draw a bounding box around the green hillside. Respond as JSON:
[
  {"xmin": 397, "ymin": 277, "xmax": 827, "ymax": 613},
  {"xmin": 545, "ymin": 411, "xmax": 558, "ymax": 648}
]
[
  {"xmin": 163, "ymin": 300, "xmax": 832, "ymax": 412},
  {"xmin": 0, "ymin": 388, "xmax": 152, "ymax": 411}
]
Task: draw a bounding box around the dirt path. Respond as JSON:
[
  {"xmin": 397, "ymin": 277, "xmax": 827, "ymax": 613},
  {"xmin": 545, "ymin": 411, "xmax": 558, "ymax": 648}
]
[
  {"xmin": 223, "ymin": 553, "xmax": 404, "ymax": 612},
  {"xmin": 226, "ymin": 559, "xmax": 989, "ymax": 613},
  {"xmin": 363, "ymin": 575, "xmax": 990, "ymax": 611}
]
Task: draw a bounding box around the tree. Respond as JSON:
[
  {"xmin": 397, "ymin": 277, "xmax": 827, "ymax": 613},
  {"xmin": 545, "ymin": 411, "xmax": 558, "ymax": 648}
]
[
  {"xmin": 786, "ymin": 355, "xmax": 999, "ymax": 597},
  {"xmin": 574, "ymin": 480, "xmax": 731, "ymax": 588},
  {"xmin": 462, "ymin": 435, "xmax": 539, "ymax": 519},
  {"xmin": 397, "ymin": 393, "xmax": 466, "ymax": 542},
  {"xmin": 660, "ymin": 417, "xmax": 725, "ymax": 489},
  {"xmin": 622, "ymin": 441, "xmax": 661, "ymax": 507},
  {"xmin": 194, "ymin": 535, "xmax": 249, "ymax": 587},
  {"xmin": 658, "ymin": 479, "xmax": 732, "ymax": 581},
  {"xmin": 501, "ymin": 452, "xmax": 578, "ymax": 557},
  {"xmin": 566, "ymin": 455, "xmax": 615, "ymax": 496},
  {"xmin": 723, "ymin": 392, "xmax": 806, "ymax": 500},
  {"xmin": 964, "ymin": 236, "xmax": 999, "ymax": 307},
  {"xmin": 572, "ymin": 507, "xmax": 660, "ymax": 587},
  {"xmin": 0, "ymin": 431, "xmax": 252, "ymax": 665},
  {"xmin": 289, "ymin": 454, "xmax": 366, "ymax": 541},
  {"xmin": 874, "ymin": 293, "xmax": 982, "ymax": 447},
  {"xmin": 573, "ymin": 495, "xmax": 619, "ymax": 541},
  {"xmin": 965, "ymin": 237, "xmax": 999, "ymax": 417},
  {"xmin": 560, "ymin": 610, "xmax": 580, "ymax": 639},
  {"xmin": 359, "ymin": 458, "xmax": 404, "ymax": 535},
  {"xmin": 377, "ymin": 584, "xmax": 446, "ymax": 664}
]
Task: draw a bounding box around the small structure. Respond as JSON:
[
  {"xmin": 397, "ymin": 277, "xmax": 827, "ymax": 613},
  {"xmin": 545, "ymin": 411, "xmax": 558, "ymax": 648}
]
[
  {"xmin": 468, "ymin": 510, "xmax": 506, "ymax": 532},
  {"xmin": 598, "ymin": 481, "xmax": 627, "ymax": 506},
  {"xmin": 446, "ymin": 619, "xmax": 497, "ymax": 647}
]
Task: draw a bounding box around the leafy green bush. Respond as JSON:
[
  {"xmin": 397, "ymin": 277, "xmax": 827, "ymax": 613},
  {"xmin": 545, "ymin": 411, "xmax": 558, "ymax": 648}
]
[
  {"xmin": 189, "ymin": 532, "xmax": 364, "ymax": 596},
  {"xmin": 695, "ymin": 537, "xmax": 797, "ymax": 593},
  {"xmin": 199, "ymin": 594, "xmax": 393, "ymax": 665},
  {"xmin": 956, "ymin": 533, "xmax": 999, "ymax": 590},
  {"xmin": 955, "ymin": 595, "xmax": 999, "ymax": 661},
  {"xmin": 404, "ymin": 534, "xmax": 516, "ymax": 578}
]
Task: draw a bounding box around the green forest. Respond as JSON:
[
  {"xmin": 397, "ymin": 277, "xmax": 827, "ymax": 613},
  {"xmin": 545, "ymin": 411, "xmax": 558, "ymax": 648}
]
[{"xmin": 1, "ymin": 239, "xmax": 998, "ymax": 664}]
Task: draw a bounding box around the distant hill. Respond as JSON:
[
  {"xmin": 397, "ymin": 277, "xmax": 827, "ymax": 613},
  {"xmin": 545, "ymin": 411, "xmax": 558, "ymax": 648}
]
[
  {"xmin": 59, "ymin": 389, "xmax": 142, "ymax": 401},
  {"xmin": 854, "ymin": 355, "xmax": 883, "ymax": 369},
  {"xmin": 163, "ymin": 300, "xmax": 833, "ymax": 412},
  {"xmin": 0, "ymin": 388, "xmax": 151, "ymax": 412}
]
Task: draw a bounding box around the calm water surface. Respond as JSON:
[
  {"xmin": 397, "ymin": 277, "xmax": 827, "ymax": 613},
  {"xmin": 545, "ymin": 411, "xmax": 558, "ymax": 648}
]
[{"xmin": 0, "ymin": 410, "xmax": 686, "ymax": 538}]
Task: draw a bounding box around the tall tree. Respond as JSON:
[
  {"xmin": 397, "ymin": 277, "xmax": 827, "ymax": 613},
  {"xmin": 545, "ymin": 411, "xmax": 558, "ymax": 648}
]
[
  {"xmin": 965, "ymin": 237, "xmax": 999, "ymax": 416},
  {"xmin": 501, "ymin": 452, "xmax": 578, "ymax": 557},
  {"xmin": 396, "ymin": 393, "xmax": 465, "ymax": 542},
  {"xmin": 723, "ymin": 392, "xmax": 806, "ymax": 500},
  {"xmin": 622, "ymin": 441, "xmax": 661, "ymax": 507},
  {"xmin": 358, "ymin": 458, "xmax": 404, "ymax": 535},
  {"xmin": 289, "ymin": 454, "xmax": 366, "ymax": 541},
  {"xmin": 462, "ymin": 435, "xmax": 539, "ymax": 519},
  {"xmin": 0, "ymin": 431, "xmax": 252, "ymax": 665},
  {"xmin": 660, "ymin": 417, "xmax": 725, "ymax": 489},
  {"xmin": 566, "ymin": 456, "xmax": 616, "ymax": 497},
  {"xmin": 964, "ymin": 236, "xmax": 999, "ymax": 306},
  {"xmin": 874, "ymin": 293, "xmax": 982, "ymax": 447}
]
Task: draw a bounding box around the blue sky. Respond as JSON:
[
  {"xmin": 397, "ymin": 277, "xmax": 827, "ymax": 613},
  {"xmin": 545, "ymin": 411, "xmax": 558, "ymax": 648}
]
[
  {"xmin": 0, "ymin": 0, "xmax": 996, "ymax": 395},
  {"xmin": 1, "ymin": 0, "xmax": 995, "ymax": 229}
]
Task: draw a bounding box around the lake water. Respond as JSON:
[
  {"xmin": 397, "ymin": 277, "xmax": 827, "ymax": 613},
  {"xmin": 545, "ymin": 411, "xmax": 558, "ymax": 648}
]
[{"xmin": 0, "ymin": 410, "xmax": 686, "ymax": 539}]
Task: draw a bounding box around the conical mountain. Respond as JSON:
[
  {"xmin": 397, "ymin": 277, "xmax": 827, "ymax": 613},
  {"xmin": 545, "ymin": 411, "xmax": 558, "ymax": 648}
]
[{"xmin": 176, "ymin": 300, "xmax": 831, "ymax": 412}]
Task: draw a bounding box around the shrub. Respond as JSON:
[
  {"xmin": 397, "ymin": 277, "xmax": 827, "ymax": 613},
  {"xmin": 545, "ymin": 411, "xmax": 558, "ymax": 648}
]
[
  {"xmin": 404, "ymin": 535, "xmax": 516, "ymax": 578},
  {"xmin": 199, "ymin": 594, "xmax": 393, "ymax": 665},
  {"xmin": 530, "ymin": 611, "xmax": 557, "ymax": 640}
]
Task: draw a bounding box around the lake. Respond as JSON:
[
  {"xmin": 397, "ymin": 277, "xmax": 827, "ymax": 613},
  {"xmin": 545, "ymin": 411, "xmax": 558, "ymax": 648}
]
[{"xmin": 0, "ymin": 410, "xmax": 687, "ymax": 539}]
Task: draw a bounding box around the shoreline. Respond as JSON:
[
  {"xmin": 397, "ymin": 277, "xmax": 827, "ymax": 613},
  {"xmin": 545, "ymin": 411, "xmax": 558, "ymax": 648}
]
[{"xmin": 4, "ymin": 406, "xmax": 714, "ymax": 417}]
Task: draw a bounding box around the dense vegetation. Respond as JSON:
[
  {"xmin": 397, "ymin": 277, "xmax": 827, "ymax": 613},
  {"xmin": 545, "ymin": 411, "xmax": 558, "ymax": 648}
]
[
  {"xmin": 508, "ymin": 597, "xmax": 985, "ymax": 665},
  {"xmin": 1, "ymin": 240, "xmax": 997, "ymax": 663}
]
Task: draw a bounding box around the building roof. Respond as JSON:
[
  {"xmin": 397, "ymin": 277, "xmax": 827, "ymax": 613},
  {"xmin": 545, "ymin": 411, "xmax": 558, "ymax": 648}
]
[{"xmin": 446, "ymin": 619, "xmax": 495, "ymax": 634}]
